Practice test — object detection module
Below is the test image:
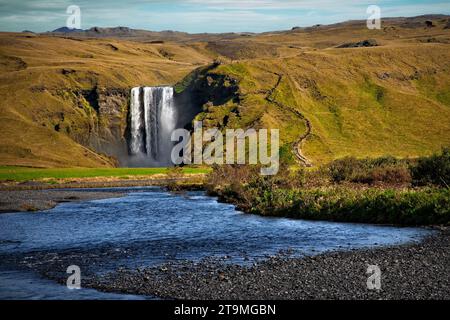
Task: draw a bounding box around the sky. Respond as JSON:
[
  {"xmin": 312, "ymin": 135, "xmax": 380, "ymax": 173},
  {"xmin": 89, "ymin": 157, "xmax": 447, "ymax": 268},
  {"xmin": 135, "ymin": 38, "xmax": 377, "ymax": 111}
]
[{"xmin": 0, "ymin": 0, "xmax": 449, "ymax": 33}]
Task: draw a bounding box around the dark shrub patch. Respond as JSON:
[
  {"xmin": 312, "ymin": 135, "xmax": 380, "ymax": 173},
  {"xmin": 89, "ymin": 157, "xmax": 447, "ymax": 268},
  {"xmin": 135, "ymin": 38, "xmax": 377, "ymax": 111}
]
[
  {"xmin": 411, "ymin": 148, "xmax": 450, "ymax": 187},
  {"xmin": 327, "ymin": 156, "xmax": 411, "ymax": 185}
]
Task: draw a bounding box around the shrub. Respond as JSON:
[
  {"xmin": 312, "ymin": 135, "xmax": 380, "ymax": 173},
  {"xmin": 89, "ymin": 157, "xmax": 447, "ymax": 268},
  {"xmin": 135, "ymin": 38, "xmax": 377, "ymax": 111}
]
[
  {"xmin": 327, "ymin": 156, "xmax": 411, "ymax": 185},
  {"xmin": 205, "ymin": 155, "xmax": 449, "ymax": 226},
  {"xmin": 328, "ymin": 157, "xmax": 361, "ymax": 183},
  {"xmin": 370, "ymin": 165, "xmax": 411, "ymax": 184},
  {"xmin": 166, "ymin": 166, "xmax": 184, "ymax": 191},
  {"xmin": 274, "ymin": 187, "xmax": 450, "ymax": 226},
  {"xmin": 411, "ymin": 148, "xmax": 450, "ymax": 187}
]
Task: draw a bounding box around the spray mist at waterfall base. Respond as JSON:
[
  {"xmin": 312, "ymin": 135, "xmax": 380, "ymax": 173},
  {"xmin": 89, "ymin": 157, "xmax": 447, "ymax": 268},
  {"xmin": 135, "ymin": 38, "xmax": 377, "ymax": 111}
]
[{"xmin": 122, "ymin": 153, "xmax": 175, "ymax": 168}]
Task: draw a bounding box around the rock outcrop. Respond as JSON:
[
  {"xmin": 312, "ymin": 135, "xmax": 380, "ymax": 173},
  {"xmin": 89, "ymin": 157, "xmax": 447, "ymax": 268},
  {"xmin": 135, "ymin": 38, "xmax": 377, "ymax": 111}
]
[{"xmin": 337, "ymin": 39, "xmax": 379, "ymax": 48}]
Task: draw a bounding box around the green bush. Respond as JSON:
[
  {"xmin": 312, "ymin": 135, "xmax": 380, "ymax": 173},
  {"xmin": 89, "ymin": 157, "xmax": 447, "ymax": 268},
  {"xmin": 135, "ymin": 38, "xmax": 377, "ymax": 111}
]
[
  {"xmin": 327, "ymin": 156, "xmax": 411, "ymax": 185},
  {"xmin": 276, "ymin": 187, "xmax": 450, "ymax": 226},
  {"xmin": 206, "ymin": 158, "xmax": 450, "ymax": 226},
  {"xmin": 411, "ymin": 148, "xmax": 450, "ymax": 187}
]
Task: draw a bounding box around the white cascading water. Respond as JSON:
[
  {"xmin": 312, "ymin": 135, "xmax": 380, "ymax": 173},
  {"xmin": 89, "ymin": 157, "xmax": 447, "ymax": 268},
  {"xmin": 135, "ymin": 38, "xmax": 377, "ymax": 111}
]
[
  {"xmin": 143, "ymin": 87, "xmax": 157, "ymax": 158},
  {"xmin": 129, "ymin": 86, "xmax": 176, "ymax": 165},
  {"xmin": 159, "ymin": 87, "xmax": 176, "ymax": 154},
  {"xmin": 129, "ymin": 87, "xmax": 144, "ymax": 155}
]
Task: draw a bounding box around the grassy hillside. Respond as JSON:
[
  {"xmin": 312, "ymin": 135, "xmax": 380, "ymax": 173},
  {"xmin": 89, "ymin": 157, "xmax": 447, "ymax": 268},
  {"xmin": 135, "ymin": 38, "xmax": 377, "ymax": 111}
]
[
  {"xmin": 0, "ymin": 33, "xmax": 212, "ymax": 167},
  {"xmin": 202, "ymin": 44, "xmax": 450, "ymax": 165},
  {"xmin": 1, "ymin": 15, "xmax": 449, "ymax": 168},
  {"xmin": 193, "ymin": 17, "xmax": 450, "ymax": 165}
]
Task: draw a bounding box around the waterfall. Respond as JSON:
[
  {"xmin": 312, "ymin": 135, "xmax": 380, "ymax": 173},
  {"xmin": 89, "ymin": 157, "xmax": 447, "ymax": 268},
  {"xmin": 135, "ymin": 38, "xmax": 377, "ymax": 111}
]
[
  {"xmin": 159, "ymin": 87, "xmax": 176, "ymax": 155},
  {"xmin": 129, "ymin": 87, "xmax": 144, "ymax": 155},
  {"xmin": 129, "ymin": 86, "xmax": 176, "ymax": 165}
]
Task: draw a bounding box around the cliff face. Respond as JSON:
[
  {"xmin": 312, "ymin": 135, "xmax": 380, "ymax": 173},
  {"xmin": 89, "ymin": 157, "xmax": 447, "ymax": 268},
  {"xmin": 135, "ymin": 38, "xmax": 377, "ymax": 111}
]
[
  {"xmin": 92, "ymin": 87, "xmax": 130, "ymax": 161},
  {"xmin": 174, "ymin": 63, "xmax": 240, "ymax": 131},
  {"xmin": 37, "ymin": 86, "xmax": 130, "ymax": 166}
]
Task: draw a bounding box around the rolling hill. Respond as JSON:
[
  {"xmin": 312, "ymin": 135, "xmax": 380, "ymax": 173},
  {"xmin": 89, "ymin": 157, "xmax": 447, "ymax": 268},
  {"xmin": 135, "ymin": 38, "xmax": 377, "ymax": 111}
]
[{"xmin": 1, "ymin": 15, "xmax": 449, "ymax": 167}]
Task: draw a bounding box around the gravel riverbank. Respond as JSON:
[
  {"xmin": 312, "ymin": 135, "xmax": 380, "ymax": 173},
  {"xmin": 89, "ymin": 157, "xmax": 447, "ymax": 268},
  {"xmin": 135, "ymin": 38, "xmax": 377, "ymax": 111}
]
[
  {"xmin": 0, "ymin": 177, "xmax": 203, "ymax": 213},
  {"xmin": 0, "ymin": 189, "xmax": 125, "ymax": 213},
  {"xmin": 86, "ymin": 228, "xmax": 449, "ymax": 300}
]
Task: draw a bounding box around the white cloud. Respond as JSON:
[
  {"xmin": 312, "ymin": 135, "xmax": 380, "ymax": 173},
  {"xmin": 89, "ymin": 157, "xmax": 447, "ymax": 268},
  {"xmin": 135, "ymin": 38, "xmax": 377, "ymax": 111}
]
[
  {"xmin": 0, "ymin": 0, "xmax": 449, "ymax": 33},
  {"xmin": 184, "ymin": 0, "xmax": 373, "ymax": 10}
]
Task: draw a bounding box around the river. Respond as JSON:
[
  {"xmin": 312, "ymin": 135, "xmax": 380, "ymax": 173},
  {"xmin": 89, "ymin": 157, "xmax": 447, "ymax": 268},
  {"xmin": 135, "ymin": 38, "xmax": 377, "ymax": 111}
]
[{"xmin": 0, "ymin": 187, "xmax": 432, "ymax": 299}]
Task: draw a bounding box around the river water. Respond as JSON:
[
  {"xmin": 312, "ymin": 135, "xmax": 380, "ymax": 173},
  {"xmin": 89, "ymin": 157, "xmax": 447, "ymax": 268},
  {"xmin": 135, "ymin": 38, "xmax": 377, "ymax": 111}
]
[{"xmin": 0, "ymin": 187, "xmax": 432, "ymax": 299}]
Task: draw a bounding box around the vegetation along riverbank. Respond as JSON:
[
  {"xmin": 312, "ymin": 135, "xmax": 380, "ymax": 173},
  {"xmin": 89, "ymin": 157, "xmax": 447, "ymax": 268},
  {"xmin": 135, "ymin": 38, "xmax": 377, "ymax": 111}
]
[{"xmin": 206, "ymin": 148, "xmax": 450, "ymax": 226}]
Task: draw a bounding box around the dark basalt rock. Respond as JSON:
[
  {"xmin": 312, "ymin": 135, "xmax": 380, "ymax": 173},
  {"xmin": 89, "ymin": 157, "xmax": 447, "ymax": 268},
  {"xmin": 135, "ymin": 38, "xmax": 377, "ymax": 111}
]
[
  {"xmin": 425, "ymin": 20, "xmax": 435, "ymax": 28},
  {"xmin": 61, "ymin": 68, "xmax": 76, "ymax": 75},
  {"xmin": 106, "ymin": 43, "xmax": 119, "ymax": 51},
  {"xmin": 337, "ymin": 39, "xmax": 379, "ymax": 48}
]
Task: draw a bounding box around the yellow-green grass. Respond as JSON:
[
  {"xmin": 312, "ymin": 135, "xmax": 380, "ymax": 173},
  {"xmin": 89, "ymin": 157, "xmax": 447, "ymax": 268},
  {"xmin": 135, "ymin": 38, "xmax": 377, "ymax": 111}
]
[
  {"xmin": 202, "ymin": 42, "xmax": 450, "ymax": 165},
  {"xmin": 0, "ymin": 166, "xmax": 210, "ymax": 182}
]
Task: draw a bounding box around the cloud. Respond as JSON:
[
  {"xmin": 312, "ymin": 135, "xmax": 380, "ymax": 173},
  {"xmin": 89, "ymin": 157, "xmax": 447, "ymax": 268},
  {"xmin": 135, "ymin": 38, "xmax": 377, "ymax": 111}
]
[
  {"xmin": 0, "ymin": 0, "xmax": 448, "ymax": 33},
  {"xmin": 185, "ymin": 0, "xmax": 352, "ymax": 8}
]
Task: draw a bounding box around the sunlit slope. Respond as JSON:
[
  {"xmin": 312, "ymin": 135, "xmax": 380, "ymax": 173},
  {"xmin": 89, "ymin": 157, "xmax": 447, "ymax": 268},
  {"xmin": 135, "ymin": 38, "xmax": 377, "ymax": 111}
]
[
  {"xmin": 0, "ymin": 33, "xmax": 212, "ymax": 167},
  {"xmin": 204, "ymin": 43, "xmax": 450, "ymax": 164}
]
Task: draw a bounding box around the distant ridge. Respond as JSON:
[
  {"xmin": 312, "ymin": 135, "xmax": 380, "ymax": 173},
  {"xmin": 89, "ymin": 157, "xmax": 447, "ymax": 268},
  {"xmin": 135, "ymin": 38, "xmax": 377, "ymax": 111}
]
[
  {"xmin": 43, "ymin": 14, "xmax": 450, "ymax": 42},
  {"xmin": 51, "ymin": 27, "xmax": 84, "ymax": 33}
]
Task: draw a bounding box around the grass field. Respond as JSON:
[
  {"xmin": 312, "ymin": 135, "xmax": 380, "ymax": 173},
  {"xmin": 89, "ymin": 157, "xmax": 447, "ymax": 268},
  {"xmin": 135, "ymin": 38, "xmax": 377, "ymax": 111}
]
[{"xmin": 0, "ymin": 166, "xmax": 210, "ymax": 182}]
